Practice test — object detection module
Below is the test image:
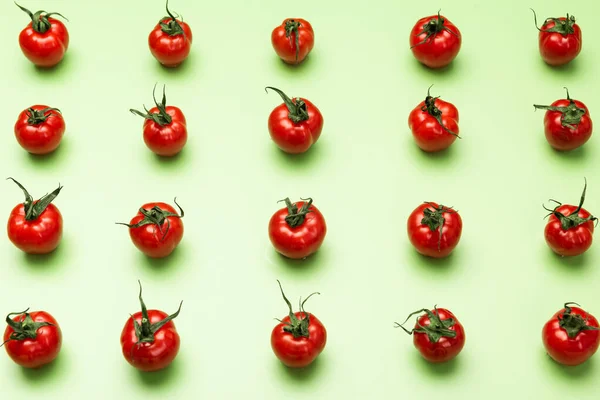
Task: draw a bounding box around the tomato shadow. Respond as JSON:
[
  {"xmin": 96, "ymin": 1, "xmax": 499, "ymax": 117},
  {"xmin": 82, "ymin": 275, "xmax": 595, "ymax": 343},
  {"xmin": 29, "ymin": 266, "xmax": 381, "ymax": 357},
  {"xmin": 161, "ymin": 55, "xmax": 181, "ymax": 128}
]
[
  {"xmin": 544, "ymin": 247, "xmax": 590, "ymax": 273},
  {"xmin": 541, "ymin": 351, "xmax": 595, "ymax": 380},
  {"xmin": 22, "ymin": 243, "xmax": 68, "ymax": 272},
  {"xmin": 276, "ymin": 356, "xmax": 323, "ymax": 382},
  {"xmin": 20, "ymin": 353, "xmax": 67, "ymax": 385},
  {"xmin": 408, "ymin": 138, "xmax": 458, "ymax": 168},
  {"xmin": 406, "ymin": 246, "xmax": 459, "ymax": 278},
  {"xmin": 272, "ymin": 52, "xmax": 316, "ymax": 76},
  {"xmin": 540, "ymin": 58, "xmax": 579, "ymax": 75},
  {"xmin": 135, "ymin": 358, "xmax": 182, "ymax": 389},
  {"xmin": 270, "ymin": 143, "xmax": 323, "ymax": 170},
  {"xmin": 153, "ymin": 52, "xmax": 196, "ymax": 80},
  {"xmin": 413, "ymin": 352, "xmax": 462, "ymax": 377},
  {"xmin": 543, "ymin": 142, "xmax": 589, "ymax": 166},
  {"xmin": 25, "ymin": 139, "xmax": 69, "ymax": 170},
  {"xmin": 147, "ymin": 148, "xmax": 191, "ymax": 173},
  {"xmin": 272, "ymin": 248, "xmax": 325, "ymax": 277},
  {"xmin": 406, "ymin": 56, "xmax": 461, "ymax": 83},
  {"xmin": 31, "ymin": 52, "xmax": 73, "ymax": 81},
  {"xmin": 140, "ymin": 245, "xmax": 187, "ymax": 276}
]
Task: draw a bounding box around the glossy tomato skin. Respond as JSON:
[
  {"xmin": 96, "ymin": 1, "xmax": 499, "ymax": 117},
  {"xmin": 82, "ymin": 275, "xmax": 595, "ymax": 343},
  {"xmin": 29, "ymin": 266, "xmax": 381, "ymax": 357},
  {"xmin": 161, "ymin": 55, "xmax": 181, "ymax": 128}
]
[
  {"xmin": 268, "ymin": 99, "xmax": 323, "ymax": 154},
  {"xmin": 19, "ymin": 18, "xmax": 69, "ymax": 68},
  {"xmin": 407, "ymin": 202, "xmax": 462, "ymax": 258},
  {"xmin": 271, "ymin": 312, "xmax": 326, "ymax": 368},
  {"xmin": 545, "ymin": 204, "xmax": 594, "ymax": 257},
  {"xmin": 538, "ymin": 18, "xmax": 582, "ymax": 66},
  {"xmin": 271, "ymin": 18, "xmax": 314, "ymax": 64},
  {"xmin": 413, "ymin": 308, "xmax": 465, "ymax": 363},
  {"xmin": 409, "ymin": 15, "xmax": 461, "ymax": 68},
  {"xmin": 120, "ymin": 309, "xmax": 180, "ymax": 372},
  {"xmin": 149, "ymin": 18, "xmax": 192, "ymax": 67},
  {"xmin": 408, "ymin": 97, "xmax": 459, "ymax": 152},
  {"xmin": 269, "ymin": 201, "xmax": 327, "ymax": 259},
  {"xmin": 543, "ymin": 99, "xmax": 592, "ymax": 151},
  {"xmin": 14, "ymin": 105, "xmax": 65, "ymax": 155},
  {"xmin": 7, "ymin": 203, "xmax": 62, "ymax": 254},
  {"xmin": 142, "ymin": 106, "xmax": 187, "ymax": 156},
  {"xmin": 542, "ymin": 306, "xmax": 600, "ymax": 366},
  {"xmin": 128, "ymin": 202, "xmax": 184, "ymax": 258},
  {"xmin": 3, "ymin": 311, "xmax": 62, "ymax": 369}
]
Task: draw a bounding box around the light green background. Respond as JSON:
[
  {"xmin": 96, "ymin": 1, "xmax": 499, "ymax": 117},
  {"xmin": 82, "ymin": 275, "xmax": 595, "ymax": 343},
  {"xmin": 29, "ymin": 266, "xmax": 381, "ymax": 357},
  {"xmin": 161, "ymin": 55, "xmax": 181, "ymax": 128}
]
[{"xmin": 1, "ymin": 0, "xmax": 599, "ymax": 398}]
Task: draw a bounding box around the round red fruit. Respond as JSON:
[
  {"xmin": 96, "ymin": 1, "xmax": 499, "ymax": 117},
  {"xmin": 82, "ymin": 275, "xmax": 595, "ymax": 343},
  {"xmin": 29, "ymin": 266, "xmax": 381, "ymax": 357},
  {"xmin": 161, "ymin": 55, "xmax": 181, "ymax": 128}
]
[
  {"xmin": 532, "ymin": 10, "xmax": 582, "ymax": 66},
  {"xmin": 407, "ymin": 202, "xmax": 462, "ymax": 258},
  {"xmin": 271, "ymin": 18, "xmax": 314, "ymax": 64},
  {"xmin": 14, "ymin": 105, "xmax": 65, "ymax": 155},
  {"xmin": 409, "ymin": 12, "xmax": 461, "ymax": 68},
  {"xmin": 148, "ymin": 0, "xmax": 192, "ymax": 67}
]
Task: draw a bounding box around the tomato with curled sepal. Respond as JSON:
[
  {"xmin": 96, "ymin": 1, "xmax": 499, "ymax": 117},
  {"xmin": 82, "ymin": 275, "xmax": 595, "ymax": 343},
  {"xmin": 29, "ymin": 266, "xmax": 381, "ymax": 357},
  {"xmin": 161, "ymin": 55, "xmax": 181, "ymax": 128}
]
[
  {"xmin": 266, "ymin": 87, "xmax": 323, "ymax": 154},
  {"xmin": 269, "ymin": 197, "xmax": 326, "ymax": 259},
  {"xmin": 409, "ymin": 12, "xmax": 461, "ymax": 68},
  {"xmin": 531, "ymin": 10, "xmax": 582, "ymax": 66},
  {"xmin": 14, "ymin": 105, "xmax": 65, "ymax": 155},
  {"xmin": 120, "ymin": 282, "xmax": 182, "ymax": 372},
  {"xmin": 407, "ymin": 202, "xmax": 462, "ymax": 258},
  {"xmin": 396, "ymin": 306, "xmax": 465, "ymax": 363},
  {"xmin": 117, "ymin": 199, "xmax": 184, "ymax": 259},
  {"xmin": 7, "ymin": 178, "xmax": 63, "ymax": 255},
  {"xmin": 271, "ymin": 18, "xmax": 314, "ymax": 65},
  {"xmin": 543, "ymin": 180, "xmax": 596, "ymax": 257},
  {"xmin": 542, "ymin": 303, "xmax": 599, "ymax": 366},
  {"xmin": 148, "ymin": 0, "xmax": 192, "ymax": 67},
  {"xmin": 271, "ymin": 281, "xmax": 326, "ymax": 368}
]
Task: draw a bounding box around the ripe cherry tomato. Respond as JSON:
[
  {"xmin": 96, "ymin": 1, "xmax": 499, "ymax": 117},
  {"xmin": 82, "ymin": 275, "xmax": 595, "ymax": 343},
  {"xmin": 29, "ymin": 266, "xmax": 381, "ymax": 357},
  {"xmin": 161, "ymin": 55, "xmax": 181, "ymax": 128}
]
[
  {"xmin": 14, "ymin": 105, "xmax": 65, "ymax": 155},
  {"xmin": 271, "ymin": 18, "xmax": 315, "ymax": 65},
  {"xmin": 7, "ymin": 178, "xmax": 63, "ymax": 255},
  {"xmin": 266, "ymin": 87, "xmax": 323, "ymax": 154},
  {"xmin": 3, "ymin": 309, "xmax": 62, "ymax": 369},
  {"xmin": 409, "ymin": 12, "xmax": 461, "ymax": 68},
  {"xmin": 542, "ymin": 303, "xmax": 599, "ymax": 366},
  {"xmin": 120, "ymin": 282, "xmax": 182, "ymax": 372},
  {"xmin": 15, "ymin": 2, "xmax": 69, "ymax": 68},
  {"xmin": 531, "ymin": 10, "xmax": 582, "ymax": 66},
  {"xmin": 271, "ymin": 281, "xmax": 326, "ymax": 368},
  {"xmin": 534, "ymin": 88, "xmax": 592, "ymax": 151},
  {"xmin": 269, "ymin": 198, "xmax": 326, "ymax": 259},
  {"xmin": 408, "ymin": 87, "xmax": 460, "ymax": 152},
  {"xmin": 118, "ymin": 199, "xmax": 184, "ymax": 259},
  {"xmin": 130, "ymin": 85, "xmax": 187, "ymax": 156},
  {"xmin": 407, "ymin": 202, "xmax": 462, "ymax": 258},
  {"xmin": 148, "ymin": 0, "xmax": 192, "ymax": 68},
  {"xmin": 543, "ymin": 181, "xmax": 596, "ymax": 257},
  {"xmin": 397, "ymin": 306, "xmax": 465, "ymax": 363}
]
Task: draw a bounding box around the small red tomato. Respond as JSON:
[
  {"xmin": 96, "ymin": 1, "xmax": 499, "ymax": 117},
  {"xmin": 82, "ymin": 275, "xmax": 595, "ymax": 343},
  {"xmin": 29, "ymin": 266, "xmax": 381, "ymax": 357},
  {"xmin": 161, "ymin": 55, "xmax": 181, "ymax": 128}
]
[
  {"xmin": 130, "ymin": 85, "xmax": 187, "ymax": 156},
  {"xmin": 14, "ymin": 105, "xmax": 65, "ymax": 155},
  {"xmin": 7, "ymin": 178, "xmax": 63, "ymax": 255},
  {"xmin": 408, "ymin": 87, "xmax": 460, "ymax": 152},
  {"xmin": 271, "ymin": 281, "xmax": 326, "ymax": 368},
  {"xmin": 269, "ymin": 198, "xmax": 326, "ymax": 260},
  {"xmin": 118, "ymin": 199, "xmax": 184, "ymax": 259},
  {"xmin": 534, "ymin": 88, "xmax": 592, "ymax": 151},
  {"xmin": 397, "ymin": 306, "xmax": 465, "ymax": 363},
  {"xmin": 271, "ymin": 18, "xmax": 315, "ymax": 65},
  {"xmin": 531, "ymin": 10, "xmax": 582, "ymax": 66},
  {"xmin": 543, "ymin": 181, "xmax": 596, "ymax": 257},
  {"xmin": 15, "ymin": 2, "xmax": 69, "ymax": 68},
  {"xmin": 542, "ymin": 303, "xmax": 600, "ymax": 366},
  {"xmin": 266, "ymin": 87, "xmax": 323, "ymax": 154},
  {"xmin": 407, "ymin": 202, "xmax": 462, "ymax": 258},
  {"xmin": 3, "ymin": 309, "xmax": 62, "ymax": 369},
  {"xmin": 120, "ymin": 282, "xmax": 182, "ymax": 372},
  {"xmin": 148, "ymin": 0, "xmax": 192, "ymax": 68},
  {"xmin": 409, "ymin": 12, "xmax": 461, "ymax": 68}
]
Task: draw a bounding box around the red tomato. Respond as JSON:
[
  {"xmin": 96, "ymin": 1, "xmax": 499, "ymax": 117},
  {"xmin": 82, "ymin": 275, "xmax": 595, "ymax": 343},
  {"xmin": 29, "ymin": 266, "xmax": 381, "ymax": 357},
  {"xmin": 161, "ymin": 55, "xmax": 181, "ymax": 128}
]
[
  {"xmin": 408, "ymin": 87, "xmax": 460, "ymax": 152},
  {"xmin": 271, "ymin": 18, "xmax": 315, "ymax": 65},
  {"xmin": 542, "ymin": 303, "xmax": 600, "ymax": 366},
  {"xmin": 534, "ymin": 88, "xmax": 592, "ymax": 151},
  {"xmin": 130, "ymin": 85, "xmax": 187, "ymax": 156},
  {"xmin": 14, "ymin": 105, "xmax": 65, "ymax": 155},
  {"xmin": 271, "ymin": 281, "xmax": 326, "ymax": 368},
  {"xmin": 7, "ymin": 178, "xmax": 63, "ymax": 255},
  {"xmin": 16, "ymin": 3, "xmax": 69, "ymax": 68},
  {"xmin": 268, "ymin": 198, "xmax": 326, "ymax": 259},
  {"xmin": 543, "ymin": 181, "xmax": 596, "ymax": 257},
  {"xmin": 3, "ymin": 309, "xmax": 62, "ymax": 369},
  {"xmin": 120, "ymin": 282, "xmax": 182, "ymax": 372},
  {"xmin": 397, "ymin": 307, "xmax": 465, "ymax": 363},
  {"xmin": 266, "ymin": 87, "xmax": 323, "ymax": 154},
  {"xmin": 409, "ymin": 12, "xmax": 461, "ymax": 68},
  {"xmin": 407, "ymin": 202, "xmax": 462, "ymax": 258},
  {"xmin": 532, "ymin": 10, "xmax": 582, "ymax": 66},
  {"xmin": 118, "ymin": 200, "xmax": 184, "ymax": 258},
  {"xmin": 148, "ymin": 0, "xmax": 192, "ymax": 67}
]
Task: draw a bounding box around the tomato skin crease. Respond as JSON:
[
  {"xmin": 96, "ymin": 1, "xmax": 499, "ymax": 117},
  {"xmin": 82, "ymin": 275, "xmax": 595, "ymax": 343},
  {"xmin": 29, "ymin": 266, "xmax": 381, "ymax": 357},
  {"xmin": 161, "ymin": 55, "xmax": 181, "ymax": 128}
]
[
  {"xmin": 271, "ymin": 18, "xmax": 314, "ymax": 64},
  {"xmin": 19, "ymin": 18, "xmax": 69, "ymax": 68},
  {"xmin": 148, "ymin": 18, "xmax": 193, "ymax": 68},
  {"xmin": 142, "ymin": 106, "xmax": 188, "ymax": 156},
  {"xmin": 408, "ymin": 97, "xmax": 459, "ymax": 152},
  {"xmin": 271, "ymin": 312, "xmax": 327, "ymax": 368},
  {"xmin": 412, "ymin": 308, "xmax": 465, "ymax": 363},
  {"xmin": 538, "ymin": 18, "xmax": 582, "ymax": 66},
  {"xmin": 409, "ymin": 15, "xmax": 461, "ymax": 69},
  {"xmin": 407, "ymin": 202, "xmax": 462, "ymax": 258},
  {"xmin": 544, "ymin": 204, "xmax": 594, "ymax": 257},
  {"xmin": 268, "ymin": 98, "xmax": 323, "ymax": 154},
  {"xmin": 127, "ymin": 202, "xmax": 184, "ymax": 259},
  {"xmin": 542, "ymin": 98, "xmax": 592, "ymax": 151},
  {"xmin": 14, "ymin": 105, "xmax": 65, "ymax": 155},
  {"xmin": 7, "ymin": 203, "xmax": 63, "ymax": 255}
]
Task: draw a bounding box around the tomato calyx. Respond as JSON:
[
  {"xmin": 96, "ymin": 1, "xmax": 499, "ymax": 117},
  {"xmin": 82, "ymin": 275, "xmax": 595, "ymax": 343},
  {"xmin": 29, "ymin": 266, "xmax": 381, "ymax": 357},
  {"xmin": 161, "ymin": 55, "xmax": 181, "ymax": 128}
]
[
  {"xmin": 530, "ymin": 9, "xmax": 576, "ymax": 36},
  {"xmin": 411, "ymin": 10, "xmax": 459, "ymax": 49},
  {"xmin": 1, "ymin": 308, "xmax": 54, "ymax": 346},
  {"xmin": 421, "ymin": 86, "xmax": 459, "ymax": 138},
  {"xmin": 265, "ymin": 87, "xmax": 310, "ymax": 123},
  {"xmin": 284, "ymin": 19, "xmax": 303, "ymax": 63},
  {"xmin": 158, "ymin": 0, "xmax": 185, "ymax": 36},
  {"xmin": 275, "ymin": 280, "xmax": 320, "ymax": 339},
  {"xmin": 279, "ymin": 197, "xmax": 313, "ymax": 228},
  {"xmin": 15, "ymin": 2, "xmax": 68, "ymax": 34},
  {"xmin": 116, "ymin": 198, "xmax": 184, "ymax": 242},
  {"xmin": 421, "ymin": 202, "xmax": 457, "ymax": 250},
  {"xmin": 396, "ymin": 306, "xmax": 456, "ymax": 343},
  {"xmin": 131, "ymin": 281, "xmax": 182, "ymax": 344},
  {"xmin": 558, "ymin": 303, "xmax": 600, "ymax": 339},
  {"xmin": 7, "ymin": 177, "xmax": 62, "ymax": 222},
  {"xmin": 26, "ymin": 107, "xmax": 61, "ymax": 125},
  {"xmin": 543, "ymin": 179, "xmax": 597, "ymax": 230},
  {"xmin": 534, "ymin": 88, "xmax": 586, "ymax": 130},
  {"xmin": 130, "ymin": 84, "xmax": 173, "ymax": 126}
]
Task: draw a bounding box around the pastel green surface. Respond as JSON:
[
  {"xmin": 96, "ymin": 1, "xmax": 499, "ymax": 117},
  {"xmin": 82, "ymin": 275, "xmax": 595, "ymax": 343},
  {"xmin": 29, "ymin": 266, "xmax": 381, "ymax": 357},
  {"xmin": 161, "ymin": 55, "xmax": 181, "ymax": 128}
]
[{"xmin": 1, "ymin": 0, "xmax": 599, "ymax": 398}]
